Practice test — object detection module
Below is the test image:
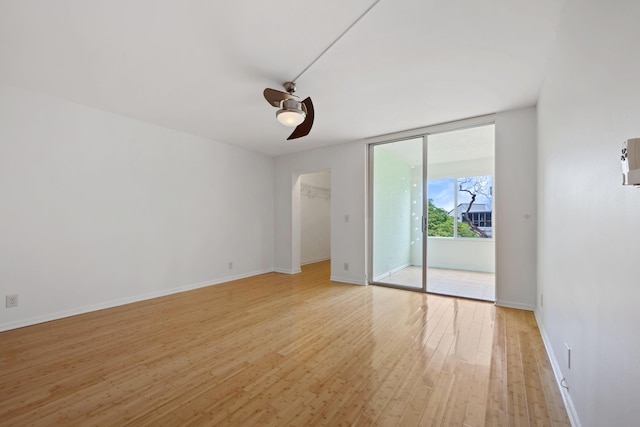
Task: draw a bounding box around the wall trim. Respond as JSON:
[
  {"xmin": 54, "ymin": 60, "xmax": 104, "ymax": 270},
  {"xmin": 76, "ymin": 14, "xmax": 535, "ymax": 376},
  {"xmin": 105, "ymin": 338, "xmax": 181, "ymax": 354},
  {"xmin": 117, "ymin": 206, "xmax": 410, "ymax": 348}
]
[
  {"xmin": 274, "ymin": 267, "xmax": 301, "ymax": 274},
  {"xmin": 372, "ymin": 263, "xmax": 410, "ymax": 282},
  {"xmin": 330, "ymin": 275, "xmax": 366, "ymax": 286},
  {"xmin": 301, "ymin": 257, "xmax": 331, "ymax": 266},
  {"xmin": 0, "ymin": 268, "xmax": 274, "ymax": 332},
  {"xmin": 494, "ymin": 299, "xmax": 535, "ymax": 311},
  {"xmin": 426, "ymin": 263, "xmax": 495, "ymax": 274},
  {"xmin": 534, "ymin": 310, "xmax": 582, "ymax": 427}
]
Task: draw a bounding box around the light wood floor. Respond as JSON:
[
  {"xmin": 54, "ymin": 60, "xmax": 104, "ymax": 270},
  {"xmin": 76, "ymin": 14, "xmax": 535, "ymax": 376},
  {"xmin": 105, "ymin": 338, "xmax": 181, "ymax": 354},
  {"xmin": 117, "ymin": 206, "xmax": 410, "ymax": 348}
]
[{"xmin": 0, "ymin": 261, "xmax": 569, "ymax": 426}]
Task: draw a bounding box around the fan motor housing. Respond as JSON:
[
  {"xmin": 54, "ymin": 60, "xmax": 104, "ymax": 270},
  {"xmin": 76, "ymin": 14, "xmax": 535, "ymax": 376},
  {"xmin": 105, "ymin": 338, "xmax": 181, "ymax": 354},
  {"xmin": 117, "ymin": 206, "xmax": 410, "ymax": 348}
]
[{"xmin": 281, "ymin": 98, "xmax": 304, "ymax": 113}]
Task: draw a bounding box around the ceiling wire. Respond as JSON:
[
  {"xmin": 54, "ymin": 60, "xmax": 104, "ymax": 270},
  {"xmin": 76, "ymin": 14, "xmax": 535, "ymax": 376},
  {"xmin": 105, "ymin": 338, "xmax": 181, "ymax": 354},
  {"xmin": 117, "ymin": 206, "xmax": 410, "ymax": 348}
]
[{"xmin": 291, "ymin": 0, "xmax": 382, "ymax": 83}]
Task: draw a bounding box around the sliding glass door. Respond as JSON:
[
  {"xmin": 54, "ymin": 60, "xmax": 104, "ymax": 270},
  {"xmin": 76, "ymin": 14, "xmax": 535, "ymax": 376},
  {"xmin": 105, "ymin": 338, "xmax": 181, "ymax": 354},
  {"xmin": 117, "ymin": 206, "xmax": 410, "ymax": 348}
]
[
  {"xmin": 370, "ymin": 137, "xmax": 426, "ymax": 291},
  {"xmin": 369, "ymin": 122, "xmax": 496, "ymax": 301}
]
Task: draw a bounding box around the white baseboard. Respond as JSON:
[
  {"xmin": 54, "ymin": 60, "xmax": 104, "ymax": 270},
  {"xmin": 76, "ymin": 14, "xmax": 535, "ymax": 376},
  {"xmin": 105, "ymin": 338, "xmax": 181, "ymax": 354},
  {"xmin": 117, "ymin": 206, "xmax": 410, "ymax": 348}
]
[
  {"xmin": 273, "ymin": 267, "xmax": 302, "ymax": 274},
  {"xmin": 495, "ymin": 299, "xmax": 535, "ymax": 311},
  {"xmin": 301, "ymin": 257, "xmax": 330, "ymax": 266},
  {"xmin": 373, "ymin": 263, "xmax": 411, "ymax": 282},
  {"xmin": 330, "ymin": 275, "xmax": 366, "ymax": 286},
  {"xmin": 0, "ymin": 268, "xmax": 274, "ymax": 332},
  {"xmin": 534, "ymin": 310, "xmax": 581, "ymax": 427}
]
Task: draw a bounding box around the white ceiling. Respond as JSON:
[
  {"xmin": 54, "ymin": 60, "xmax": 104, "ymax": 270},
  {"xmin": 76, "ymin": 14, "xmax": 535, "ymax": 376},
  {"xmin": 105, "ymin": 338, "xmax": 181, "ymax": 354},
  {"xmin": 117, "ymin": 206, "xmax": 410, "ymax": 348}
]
[
  {"xmin": 428, "ymin": 124, "xmax": 495, "ymax": 165},
  {"xmin": 0, "ymin": 0, "xmax": 563, "ymax": 157}
]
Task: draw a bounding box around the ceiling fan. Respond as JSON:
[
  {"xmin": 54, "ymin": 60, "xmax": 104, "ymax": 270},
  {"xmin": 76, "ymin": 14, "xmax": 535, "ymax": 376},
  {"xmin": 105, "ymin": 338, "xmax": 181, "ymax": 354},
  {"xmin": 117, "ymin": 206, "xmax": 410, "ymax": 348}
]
[
  {"xmin": 263, "ymin": 82, "xmax": 314, "ymax": 140},
  {"xmin": 262, "ymin": 0, "xmax": 381, "ymax": 141}
]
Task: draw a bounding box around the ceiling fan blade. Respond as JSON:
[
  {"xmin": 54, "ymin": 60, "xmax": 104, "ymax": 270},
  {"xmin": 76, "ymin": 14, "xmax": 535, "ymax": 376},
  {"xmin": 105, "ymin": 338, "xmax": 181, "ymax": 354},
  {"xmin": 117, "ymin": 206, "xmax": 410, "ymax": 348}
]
[
  {"xmin": 263, "ymin": 88, "xmax": 295, "ymax": 107},
  {"xmin": 287, "ymin": 97, "xmax": 314, "ymax": 140}
]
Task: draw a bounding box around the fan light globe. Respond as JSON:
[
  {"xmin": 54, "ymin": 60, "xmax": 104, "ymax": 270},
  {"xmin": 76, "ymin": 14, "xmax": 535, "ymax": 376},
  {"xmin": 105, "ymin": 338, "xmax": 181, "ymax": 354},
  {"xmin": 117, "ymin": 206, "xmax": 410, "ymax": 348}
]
[{"xmin": 277, "ymin": 109, "xmax": 306, "ymax": 127}]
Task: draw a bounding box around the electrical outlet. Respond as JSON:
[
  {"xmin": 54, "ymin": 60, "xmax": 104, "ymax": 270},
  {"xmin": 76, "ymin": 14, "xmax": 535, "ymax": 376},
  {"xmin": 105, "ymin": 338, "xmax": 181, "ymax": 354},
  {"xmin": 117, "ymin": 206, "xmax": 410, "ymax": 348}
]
[
  {"xmin": 228, "ymin": 262, "xmax": 233, "ymax": 269},
  {"xmin": 6, "ymin": 294, "xmax": 18, "ymax": 308},
  {"xmin": 344, "ymin": 262, "xmax": 349, "ymax": 271}
]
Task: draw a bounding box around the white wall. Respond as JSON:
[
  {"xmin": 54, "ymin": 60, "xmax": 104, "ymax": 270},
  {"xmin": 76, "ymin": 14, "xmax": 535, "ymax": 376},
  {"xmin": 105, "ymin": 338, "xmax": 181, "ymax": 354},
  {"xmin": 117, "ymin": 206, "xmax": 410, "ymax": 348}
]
[
  {"xmin": 427, "ymin": 239, "xmax": 495, "ymax": 273},
  {"xmin": 274, "ymin": 142, "xmax": 366, "ymax": 284},
  {"xmin": 300, "ymin": 171, "xmax": 331, "ymax": 264},
  {"xmin": 536, "ymin": 1, "xmax": 640, "ymax": 426},
  {"xmin": 0, "ymin": 84, "xmax": 274, "ymax": 331},
  {"xmin": 372, "ymin": 148, "xmax": 412, "ymax": 278},
  {"xmin": 495, "ymin": 107, "xmax": 537, "ymax": 309}
]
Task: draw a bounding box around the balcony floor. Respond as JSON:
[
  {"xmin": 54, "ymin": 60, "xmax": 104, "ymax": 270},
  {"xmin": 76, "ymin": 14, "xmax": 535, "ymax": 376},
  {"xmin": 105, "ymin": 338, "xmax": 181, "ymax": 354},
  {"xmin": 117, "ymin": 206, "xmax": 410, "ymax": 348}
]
[{"xmin": 381, "ymin": 266, "xmax": 495, "ymax": 301}]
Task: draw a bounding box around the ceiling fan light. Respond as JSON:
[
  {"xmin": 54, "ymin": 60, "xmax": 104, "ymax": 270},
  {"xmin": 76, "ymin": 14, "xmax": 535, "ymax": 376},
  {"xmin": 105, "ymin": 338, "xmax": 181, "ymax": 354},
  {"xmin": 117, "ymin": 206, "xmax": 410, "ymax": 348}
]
[{"xmin": 276, "ymin": 108, "xmax": 306, "ymax": 127}]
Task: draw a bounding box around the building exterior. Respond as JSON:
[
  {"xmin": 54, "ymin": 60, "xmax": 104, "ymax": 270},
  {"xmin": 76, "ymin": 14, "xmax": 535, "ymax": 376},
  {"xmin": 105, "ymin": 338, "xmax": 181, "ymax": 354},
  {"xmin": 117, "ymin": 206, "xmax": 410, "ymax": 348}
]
[{"xmin": 449, "ymin": 203, "xmax": 493, "ymax": 237}]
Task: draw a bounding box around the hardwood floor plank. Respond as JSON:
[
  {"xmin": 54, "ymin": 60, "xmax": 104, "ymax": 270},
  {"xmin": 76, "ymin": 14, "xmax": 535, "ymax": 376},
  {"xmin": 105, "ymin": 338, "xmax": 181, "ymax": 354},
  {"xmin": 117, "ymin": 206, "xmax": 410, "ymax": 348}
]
[{"xmin": 0, "ymin": 261, "xmax": 569, "ymax": 426}]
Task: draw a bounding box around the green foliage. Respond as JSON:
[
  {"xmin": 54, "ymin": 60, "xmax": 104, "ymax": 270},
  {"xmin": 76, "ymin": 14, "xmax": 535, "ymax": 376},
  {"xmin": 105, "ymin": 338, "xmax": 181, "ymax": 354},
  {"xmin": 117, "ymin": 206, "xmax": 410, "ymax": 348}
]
[
  {"xmin": 427, "ymin": 199, "xmax": 477, "ymax": 237},
  {"xmin": 457, "ymin": 221, "xmax": 477, "ymax": 237},
  {"xmin": 427, "ymin": 199, "xmax": 452, "ymax": 237}
]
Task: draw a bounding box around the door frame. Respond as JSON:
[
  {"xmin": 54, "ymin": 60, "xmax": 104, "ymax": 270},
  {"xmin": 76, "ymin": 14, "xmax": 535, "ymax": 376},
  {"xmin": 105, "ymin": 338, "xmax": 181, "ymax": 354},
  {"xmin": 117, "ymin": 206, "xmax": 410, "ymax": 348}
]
[{"xmin": 292, "ymin": 169, "xmax": 332, "ymax": 274}]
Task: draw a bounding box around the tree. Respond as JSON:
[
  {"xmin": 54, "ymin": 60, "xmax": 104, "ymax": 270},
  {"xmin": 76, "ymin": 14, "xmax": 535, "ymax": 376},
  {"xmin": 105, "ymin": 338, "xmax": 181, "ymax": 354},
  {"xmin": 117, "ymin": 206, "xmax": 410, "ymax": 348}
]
[
  {"xmin": 427, "ymin": 199, "xmax": 476, "ymax": 237},
  {"xmin": 458, "ymin": 176, "xmax": 492, "ymax": 238},
  {"xmin": 427, "ymin": 199, "xmax": 452, "ymax": 236}
]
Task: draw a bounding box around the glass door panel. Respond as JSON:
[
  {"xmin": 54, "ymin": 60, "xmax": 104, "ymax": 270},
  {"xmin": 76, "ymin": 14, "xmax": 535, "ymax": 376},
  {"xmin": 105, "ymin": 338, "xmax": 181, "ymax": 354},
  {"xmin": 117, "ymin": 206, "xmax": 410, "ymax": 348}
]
[
  {"xmin": 370, "ymin": 137, "xmax": 425, "ymax": 290},
  {"xmin": 425, "ymin": 125, "xmax": 496, "ymax": 301}
]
